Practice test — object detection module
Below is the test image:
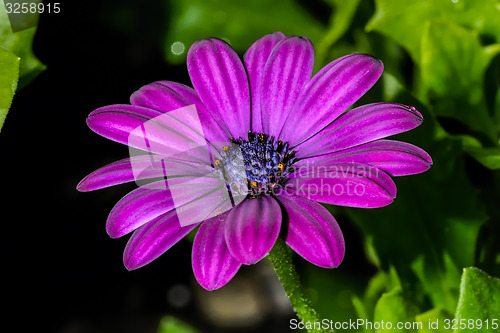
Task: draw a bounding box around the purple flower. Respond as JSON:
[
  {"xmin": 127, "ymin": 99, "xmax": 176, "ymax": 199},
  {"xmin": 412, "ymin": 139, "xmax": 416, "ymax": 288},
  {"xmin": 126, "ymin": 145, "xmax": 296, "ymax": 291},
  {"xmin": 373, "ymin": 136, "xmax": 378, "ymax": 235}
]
[{"xmin": 77, "ymin": 32, "xmax": 431, "ymax": 290}]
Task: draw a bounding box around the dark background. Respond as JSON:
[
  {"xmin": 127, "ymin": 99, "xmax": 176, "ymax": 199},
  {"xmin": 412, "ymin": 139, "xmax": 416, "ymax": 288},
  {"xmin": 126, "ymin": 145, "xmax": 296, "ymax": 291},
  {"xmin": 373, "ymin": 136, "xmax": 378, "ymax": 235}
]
[{"xmin": 2, "ymin": 1, "xmax": 372, "ymax": 332}]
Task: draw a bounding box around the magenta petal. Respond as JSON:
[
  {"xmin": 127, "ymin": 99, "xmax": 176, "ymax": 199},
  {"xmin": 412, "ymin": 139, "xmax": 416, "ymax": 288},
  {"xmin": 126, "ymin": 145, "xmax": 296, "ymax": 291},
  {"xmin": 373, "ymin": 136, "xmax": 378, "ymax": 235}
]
[
  {"xmin": 87, "ymin": 104, "xmax": 160, "ymax": 146},
  {"xmin": 298, "ymin": 140, "xmax": 432, "ymax": 177},
  {"xmin": 296, "ymin": 103, "xmax": 424, "ymax": 158},
  {"xmin": 77, "ymin": 156, "xmax": 214, "ymax": 192},
  {"xmin": 87, "ymin": 104, "xmax": 213, "ymax": 164},
  {"xmin": 130, "ymin": 81, "xmax": 229, "ymax": 144},
  {"xmin": 243, "ymin": 32, "xmax": 286, "ymax": 133},
  {"xmin": 278, "ymin": 193, "xmax": 344, "ymax": 268},
  {"xmin": 124, "ymin": 210, "xmax": 198, "ymax": 270},
  {"xmin": 192, "ymin": 211, "xmax": 242, "ymax": 290},
  {"xmin": 287, "ymin": 163, "xmax": 396, "ymax": 208},
  {"xmin": 260, "ymin": 36, "xmax": 314, "ymax": 139},
  {"xmin": 225, "ymin": 196, "xmax": 281, "ymax": 265},
  {"xmin": 187, "ymin": 38, "xmax": 251, "ymax": 139},
  {"xmin": 106, "ymin": 178, "xmax": 221, "ymax": 238},
  {"xmin": 281, "ymin": 54, "xmax": 384, "ymax": 145}
]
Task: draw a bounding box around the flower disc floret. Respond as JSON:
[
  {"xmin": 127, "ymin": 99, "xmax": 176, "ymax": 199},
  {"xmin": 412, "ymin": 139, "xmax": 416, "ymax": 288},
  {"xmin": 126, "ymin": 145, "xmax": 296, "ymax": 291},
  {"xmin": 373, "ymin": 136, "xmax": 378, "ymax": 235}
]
[{"xmin": 214, "ymin": 130, "xmax": 296, "ymax": 198}]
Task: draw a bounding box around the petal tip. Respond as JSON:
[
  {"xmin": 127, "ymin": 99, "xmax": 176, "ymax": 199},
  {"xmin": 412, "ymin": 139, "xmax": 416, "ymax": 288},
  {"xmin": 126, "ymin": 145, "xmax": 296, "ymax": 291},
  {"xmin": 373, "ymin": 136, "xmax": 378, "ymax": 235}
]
[
  {"xmin": 76, "ymin": 178, "xmax": 87, "ymax": 192},
  {"xmin": 123, "ymin": 257, "xmax": 141, "ymax": 271},
  {"xmin": 106, "ymin": 222, "xmax": 122, "ymax": 239}
]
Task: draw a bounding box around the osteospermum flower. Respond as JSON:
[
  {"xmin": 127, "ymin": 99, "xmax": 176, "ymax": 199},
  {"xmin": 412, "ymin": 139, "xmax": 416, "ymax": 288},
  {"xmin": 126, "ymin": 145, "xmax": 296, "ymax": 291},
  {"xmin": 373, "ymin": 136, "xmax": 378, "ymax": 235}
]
[{"xmin": 78, "ymin": 32, "xmax": 432, "ymax": 290}]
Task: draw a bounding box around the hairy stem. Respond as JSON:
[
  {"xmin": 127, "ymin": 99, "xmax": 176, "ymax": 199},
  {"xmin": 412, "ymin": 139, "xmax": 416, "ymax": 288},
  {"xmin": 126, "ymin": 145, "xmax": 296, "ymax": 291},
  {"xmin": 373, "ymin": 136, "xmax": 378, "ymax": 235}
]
[{"xmin": 268, "ymin": 238, "xmax": 334, "ymax": 333}]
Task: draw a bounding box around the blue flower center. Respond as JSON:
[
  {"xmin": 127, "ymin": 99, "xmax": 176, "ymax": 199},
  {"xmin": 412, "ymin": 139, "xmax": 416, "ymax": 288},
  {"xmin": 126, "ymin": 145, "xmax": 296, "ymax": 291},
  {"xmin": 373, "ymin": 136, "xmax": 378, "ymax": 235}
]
[{"xmin": 214, "ymin": 131, "xmax": 296, "ymax": 197}]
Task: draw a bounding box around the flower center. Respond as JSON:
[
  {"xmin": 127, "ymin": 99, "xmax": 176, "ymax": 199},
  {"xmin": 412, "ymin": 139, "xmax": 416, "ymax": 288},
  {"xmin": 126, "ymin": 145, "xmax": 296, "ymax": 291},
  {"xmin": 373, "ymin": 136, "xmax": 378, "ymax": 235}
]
[{"xmin": 214, "ymin": 131, "xmax": 296, "ymax": 198}]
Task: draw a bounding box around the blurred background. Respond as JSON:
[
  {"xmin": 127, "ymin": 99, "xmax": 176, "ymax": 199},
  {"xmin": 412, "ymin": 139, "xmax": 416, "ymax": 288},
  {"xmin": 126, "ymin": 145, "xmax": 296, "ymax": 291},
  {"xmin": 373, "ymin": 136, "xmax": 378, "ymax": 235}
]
[{"xmin": 1, "ymin": 0, "xmax": 499, "ymax": 332}]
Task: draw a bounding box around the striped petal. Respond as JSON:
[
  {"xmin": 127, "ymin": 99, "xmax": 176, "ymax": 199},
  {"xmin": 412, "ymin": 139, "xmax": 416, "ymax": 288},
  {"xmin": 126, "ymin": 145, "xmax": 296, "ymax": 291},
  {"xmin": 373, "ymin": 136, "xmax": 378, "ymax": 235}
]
[
  {"xmin": 123, "ymin": 210, "xmax": 199, "ymax": 270},
  {"xmin": 260, "ymin": 36, "xmax": 314, "ymax": 138},
  {"xmin": 77, "ymin": 155, "xmax": 214, "ymax": 192},
  {"xmin": 243, "ymin": 32, "xmax": 286, "ymax": 133},
  {"xmin": 192, "ymin": 211, "xmax": 242, "ymax": 290},
  {"xmin": 296, "ymin": 103, "xmax": 423, "ymax": 158},
  {"xmin": 281, "ymin": 54, "xmax": 383, "ymax": 145},
  {"xmin": 106, "ymin": 177, "xmax": 221, "ymax": 238},
  {"xmin": 87, "ymin": 104, "xmax": 213, "ymax": 164},
  {"xmin": 187, "ymin": 38, "xmax": 251, "ymax": 140},
  {"xmin": 297, "ymin": 140, "xmax": 432, "ymax": 177},
  {"xmin": 287, "ymin": 162, "xmax": 396, "ymax": 208},
  {"xmin": 130, "ymin": 81, "xmax": 229, "ymax": 144},
  {"xmin": 225, "ymin": 196, "xmax": 282, "ymax": 265},
  {"xmin": 278, "ymin": 193, "xmax": 344, "ymax": 268}
]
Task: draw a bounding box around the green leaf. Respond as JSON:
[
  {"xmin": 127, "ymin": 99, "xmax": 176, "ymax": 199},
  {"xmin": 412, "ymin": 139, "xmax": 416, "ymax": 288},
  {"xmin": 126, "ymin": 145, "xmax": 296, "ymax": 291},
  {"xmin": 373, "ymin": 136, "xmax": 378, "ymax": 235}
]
[
  {"xmin": 157, "ymin": 316, "xmax": 199, "ymax": 333},
  {"xmin": 463, "ymin": 146, "xmax": 500, "ymax": 170},
  {"xmin": 315, "ymin": 0, "xmax": 361, "ymax": 66},
  {"xmin": 352, "ymin": 266, "xmax": 402, "ymax": 324},
  {"xmin": 415, "ymin": 307, "xmax": 453, "ymax": 333},
  {"xmin": 454, "ymin": 267, "xmax": 500, "ymax": 333},
  {"xmin": 1, "ymin": 2, "xmax": 45, "ymax": 87},
  {"xmin": 0, "ymin": 46, "xmax": 19, "ymax": 131},
  {"xmin": 367, "ymin": 0, "xmax": 500, "ymax": 63},
  {"xmin": 420, "ymin": 20, "xmax": 500, "ymax": 141},
  {"xmin": 163, "ymin": 0, "xmax": 325, "ymax": 64},
  {"xmin": 373, "ymin": 287, "xmax": 419, "ymax": 332}
]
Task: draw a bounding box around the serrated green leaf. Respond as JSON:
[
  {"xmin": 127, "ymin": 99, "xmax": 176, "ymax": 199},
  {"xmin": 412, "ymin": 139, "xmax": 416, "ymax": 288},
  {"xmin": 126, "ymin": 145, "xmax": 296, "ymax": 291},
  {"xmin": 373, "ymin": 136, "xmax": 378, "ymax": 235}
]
[
  {"xmin": 420, "ymin": 20, "xmax": 500, "ymax": 141},
  {"xmin": 1, "ymin": 2, "xmax": 45, "ymax": 87},
  {"xmin": 163, "ymin": 0, "xmax": 325, "ymax": 64},
  {"xmin": 455, "ymin": 267, "xmax": 500, "ymax": 333},
  {"xmin": 157, "ymin": 316, "xmax": 199, "ymax": 333},
  {"xmin": 0, "ymin": 46, "xmax": 19, "ymax": 131},
  {"xmin": 415, "ymin": 307, "xmax": 453, "ymax": 333},
  {"xmin": 367, "ymin": 0, "xmax": 500, "ymax": 63}
]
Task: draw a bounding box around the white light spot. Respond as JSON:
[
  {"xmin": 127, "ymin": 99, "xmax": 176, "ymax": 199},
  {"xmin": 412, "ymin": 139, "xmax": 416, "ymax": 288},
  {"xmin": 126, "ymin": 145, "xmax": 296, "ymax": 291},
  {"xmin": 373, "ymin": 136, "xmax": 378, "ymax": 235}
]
[
  {"xmin": 167, "ymin": 284, "xmax": 191, "ymax": 308},
  {"xmin": 452, "ymin": 0, "xmax": 459, "ymax": 3},
  {"xmin": 171, "ymin": 42, "xmax": 185, "ymax": 55}
]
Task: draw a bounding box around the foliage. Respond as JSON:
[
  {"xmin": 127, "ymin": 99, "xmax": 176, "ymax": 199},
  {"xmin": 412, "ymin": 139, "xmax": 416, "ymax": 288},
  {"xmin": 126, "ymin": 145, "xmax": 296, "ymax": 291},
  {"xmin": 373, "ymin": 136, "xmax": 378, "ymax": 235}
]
[{"xmin": 0, "ymin": 2, "xmax": 45, "ymax": 131}]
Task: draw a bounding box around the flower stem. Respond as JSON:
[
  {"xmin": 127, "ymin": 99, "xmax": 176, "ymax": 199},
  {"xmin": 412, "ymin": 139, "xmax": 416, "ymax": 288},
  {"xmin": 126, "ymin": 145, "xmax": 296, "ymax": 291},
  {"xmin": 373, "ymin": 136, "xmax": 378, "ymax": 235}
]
[{"xmin": 268, "ymin": 238, "xmax": 334, "ymax": 333}]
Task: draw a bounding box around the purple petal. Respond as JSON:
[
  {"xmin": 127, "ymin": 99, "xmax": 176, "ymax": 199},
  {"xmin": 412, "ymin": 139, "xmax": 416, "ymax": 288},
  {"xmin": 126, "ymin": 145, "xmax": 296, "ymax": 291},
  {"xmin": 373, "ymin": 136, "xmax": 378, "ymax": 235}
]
[
  {"xmin": 106, "ymin": 177, "xmax": 221, "ymax": 238},
  {"xmin": 278, "ymin": 193, "xmax": 344, "ymax": 268},
  {"xmin": 280, "ymin": 54, "xmax": 384, "ymax": 146},
  {"xmin": 87, "ymin": 104, "xmax": 160, "ymax": 146},
  {"xmin": 260, "ymin": 36, "xmax": 314, "ymax": 138},
  {"xmin": 123, "ymin": 210, "xmax": 198, "ymax": 270},
  {"xmin": 286, "ymin": 163, "xmax": 396, "ymax": 208},
  {"xmin": 297, "ymin": 140, "xmax": 432, "ymax": 177},
  {"xmin": 296, "ymin": 103, "xmax": 424, "ymax": 158},
  {"xmin": 77, "ymin": 155, "xmax": 214, "ymax": 192},
  {"xmin": 243, "ymin": 32, "xmax": 286, "ymax": 133},
  {"xmin": 130, "ymin": 81, "xmax": 229, "ymax": 144},
  {"xmin": 225, "ymin": 196, "xmax": 282, "ymax": 265},
  {"xmin": 87, "ymin": 104, "xmax": 213, "ymax": 164},
  {"xmin": 187, "ymin": 38, "xmax": 251, "ymax": 140},
  {"xmin": 192, "ymin": 211, "xmax": 242, "ymax": 290}
]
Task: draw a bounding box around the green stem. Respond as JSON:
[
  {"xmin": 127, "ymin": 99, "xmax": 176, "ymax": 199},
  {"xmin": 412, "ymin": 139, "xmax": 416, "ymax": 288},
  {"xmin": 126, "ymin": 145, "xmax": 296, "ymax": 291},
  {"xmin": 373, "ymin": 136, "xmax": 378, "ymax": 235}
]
[{"xmin": 268, "ymin": 238, "xmax": 334, "ymax": 333}]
